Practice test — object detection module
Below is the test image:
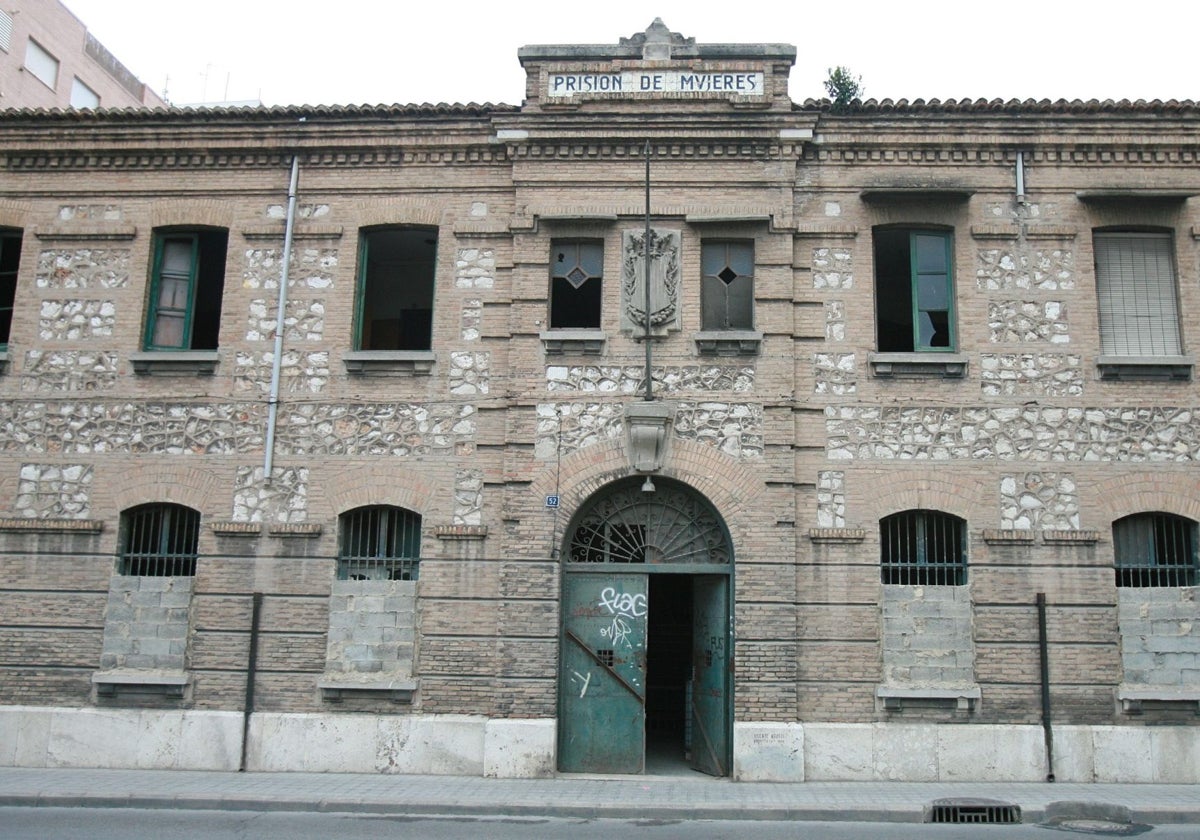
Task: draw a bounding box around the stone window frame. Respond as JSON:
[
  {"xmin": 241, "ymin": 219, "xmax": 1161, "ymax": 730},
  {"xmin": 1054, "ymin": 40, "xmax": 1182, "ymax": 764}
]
[
  {"xmin": 132, "ymin": 227, "xmax": 228, "ymax": 376},
  {"xmin": 337, "ymin": 504, "xmax": 422, "ymax": 582},
  {"xmin": 869, "ymin": 225, "xmax": 968, "ymax": 378},
  {"xmin": 1093, "ymin": 229, "xmax": 1193, "ymax": 381},
  {"xmin": 880, "ymin": 509, "xmax": 968, "ymax": 586},
  {"xmin": 119, "ymin": 502, "xmax": 201, "ymax": 577},
  {"xmin": 1112, "ymin": 511, "xmax": 1197, "ymax": 588},
  {"xmin": 0, "ymin": 226, "xmax": 21, "ymax": 355}
]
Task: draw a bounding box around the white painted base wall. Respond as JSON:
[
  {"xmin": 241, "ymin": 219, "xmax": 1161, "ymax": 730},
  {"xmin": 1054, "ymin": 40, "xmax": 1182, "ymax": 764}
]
[{"xmin": 2, "ymin": 707, "xmax": 1196, "ymax": 783}]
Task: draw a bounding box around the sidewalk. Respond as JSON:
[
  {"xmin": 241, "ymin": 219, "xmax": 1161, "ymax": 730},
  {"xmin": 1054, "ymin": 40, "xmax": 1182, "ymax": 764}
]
[{"xmin": 0, "ymin": 767, "xmax": 1197, "ymax": 824}]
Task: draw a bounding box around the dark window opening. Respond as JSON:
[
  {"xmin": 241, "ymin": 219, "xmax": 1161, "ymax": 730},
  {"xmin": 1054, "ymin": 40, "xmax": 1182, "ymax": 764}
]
[
  {"xmin": 701, "ymin": 240, "xmax": 754, "ymax": 330},
  {"xmin": 357, "ymin": 227, "xmax": 437, "ymax": 350},
  {"xmin": 1114, "ymin": 512, "xmax": 1196, "ymax": 587},
  {"xmin": 550, "ymin": 240, "xmax": 602, "ymax": 329},
  {"xmin": 1094, "ymin": 231, "xmax": 1181, "ymax": 356},
  {"xmin": 338, "ymin": 505, "xmax": 422, "ymax": 581},
  {"xmin": 874, "ymin": 228, "xmax": 954, "ymax": 352},
  {"xmin": 145, "ymin": 229, "xmax": 228, "ymax": 350},
  {"xmin": 120, "ymin": 503, "xmax": 200, "ymax": 576},
  {"xmin": 881, "ymin": 509, "xmax": 966, "ymax": 585},
  {"xmin": 0, "ymin": 230, "xmax": 21, "ymax": 347}
]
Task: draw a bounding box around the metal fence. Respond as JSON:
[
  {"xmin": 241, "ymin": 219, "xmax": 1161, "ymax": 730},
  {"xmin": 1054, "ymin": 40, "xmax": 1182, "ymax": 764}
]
[
  {"xmin": 337, "ymin": 505, "xmax": 421, "ymax": 581},
  {"xmin": 880, "ymin": 509, "xmax": 966, "ymax": 586},
  {"xmin": 1114, "ymin": 513, "xmax": 1197, "ymax": 587},
  {"xmin": 119, "ymin": 503, "xmax": 199, "ymax": 576}
]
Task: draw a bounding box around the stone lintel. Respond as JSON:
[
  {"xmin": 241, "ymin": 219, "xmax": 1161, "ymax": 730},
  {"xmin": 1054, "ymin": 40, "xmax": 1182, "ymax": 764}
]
[
  {"xmin": 434, "ymin": 525, "xmax": 489, "ymax": 541},
  {"xmin": 982, "ymin": 529, "xmax": 1037, "ymax": 545},
  {"xmin": 0, "ymin": 518, "xmax": 104, "ymax": 533},
  {"xmin": 808, "ymin": 528, "xmax": 867, "ymax": 543},
  {"xmin": 970, "ymin": 224, "xmax": 1020, "ymax": 241}
]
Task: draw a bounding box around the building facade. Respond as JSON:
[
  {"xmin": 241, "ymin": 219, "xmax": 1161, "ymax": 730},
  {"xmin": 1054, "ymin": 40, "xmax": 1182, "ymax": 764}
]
[
  {"xmin": 0, "ymin": 0, "xmax": 166, "ymax": 110},
  {"xmin": 0, "ymin": 21, "xmax": 1197, "ymax": 781}
]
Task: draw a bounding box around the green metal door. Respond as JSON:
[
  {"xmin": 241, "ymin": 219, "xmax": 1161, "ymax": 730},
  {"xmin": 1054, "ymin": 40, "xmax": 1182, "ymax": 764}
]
[
  {"xmin": 690, "ymin": 575, "xmax": 729, "ymax": 776},
  {"xmin": 559, "ymin": 574, "xmax": 648, "ymax": 773}
]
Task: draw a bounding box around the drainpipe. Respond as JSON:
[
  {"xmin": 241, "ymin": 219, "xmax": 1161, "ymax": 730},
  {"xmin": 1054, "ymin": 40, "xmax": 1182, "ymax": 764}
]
[
  {"xmin": 643, "ymin": 140, "xmax": 653, "ymax": 402},
  {"xmin": 1037, "ymin": 592, "xmax": 1056, "ymax": 782},
  {"xmin": 263, "ymin": 157, "xmax": 300, "ymax": 480},
  {"xmin": 1015, "ymin": 150, "xmax": 1026, "ymax": 205},
  {"xmin": 239, "ymin": 592, "xmax": 264, "ymax": 771}
]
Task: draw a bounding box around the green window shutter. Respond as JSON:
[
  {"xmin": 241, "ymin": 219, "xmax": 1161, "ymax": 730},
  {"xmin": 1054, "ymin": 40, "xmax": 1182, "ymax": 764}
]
[
  {"xmin": 910, "ymin": 231, "xmax": 954, "ymax": 351},
  {"xmin": 147, "ymin": 234, "xmax": 199, "ymax": 349}
]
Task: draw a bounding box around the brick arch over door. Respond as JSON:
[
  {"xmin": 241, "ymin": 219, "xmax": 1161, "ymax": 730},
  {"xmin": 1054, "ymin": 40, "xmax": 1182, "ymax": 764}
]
[
  {"xmin": 532, "ymin": 435, "xmax": 766, "ymax": 545},
  {"xmin": 349, "ymin": 201, "xmax": 443, "ymax": 229}
]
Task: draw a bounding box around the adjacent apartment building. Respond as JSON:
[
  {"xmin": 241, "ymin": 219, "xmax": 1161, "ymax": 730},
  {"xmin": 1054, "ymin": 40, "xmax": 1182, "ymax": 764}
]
[
  {"xmin": 0, "ymin": 0, "xmax": 165, "ymax": 109},
  {"xmin": 0, "ymin": 21, "xmax": 1196, "ymax": 781}
]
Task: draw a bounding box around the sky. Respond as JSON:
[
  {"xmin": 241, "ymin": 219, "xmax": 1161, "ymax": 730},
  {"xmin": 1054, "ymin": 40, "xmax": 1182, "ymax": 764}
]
[{"xmin": 62, "ymin": 0, "xmax": 1197, "ymax": 108}]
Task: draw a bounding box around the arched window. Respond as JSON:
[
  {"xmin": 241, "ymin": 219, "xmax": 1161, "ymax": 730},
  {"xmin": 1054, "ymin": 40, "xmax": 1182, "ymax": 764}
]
[
  {"xmin": 119, "ymin": 503, "xmax": 200, "ymax": 576},
  {"xmin": 338, "ymin": 505, "xmax": 421, "ymax": 581},
  {"xmin": 880, "ymin": 509, "xmax": 966, "ymax": 585},
  {"xmin": 1113, "ymin": 513, "xmax": 1197, "ymax": 587}
]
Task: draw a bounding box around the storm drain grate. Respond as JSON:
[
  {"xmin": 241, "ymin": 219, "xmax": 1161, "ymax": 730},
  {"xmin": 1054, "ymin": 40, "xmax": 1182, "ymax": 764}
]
[{"xmin": 927, "ymin": 798, "xmax": 1021, "ymax": 824}]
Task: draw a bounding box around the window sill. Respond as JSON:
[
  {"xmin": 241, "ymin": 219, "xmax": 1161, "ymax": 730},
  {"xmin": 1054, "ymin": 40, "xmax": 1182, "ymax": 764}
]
[
  {"xmin": 93, "ymin": 669, "xmax": 190, "ymax": 699},
  {"xmin": 129, "ymin": 351, "xmax": 219, "ymax": 376},
  {"xmin": 1097, "ymin": 356, "xmax": 1193, "ymax": 381},
  {"xmin": 318, "ymin": 677, "xmax": 418, "ymax": 704},
  {"xmin": 540, "ymin": 329, "xmax": 606, "ymax": 355},
  {"xmin": 343, "ymin": 350, "xmax": 435, "ymax": 376},
  {"xmin": 694, "ymin": 330, "xmax": 762, "ymax": 356},
  {"xmin": 1118, "ymin": 687, "xmax": 1200, "ymax": 715},
  {"xmin": 876, "ymin": 685, "xmax": 980, "ymax": 713},
  {"xmin": 870, "ymin": 352, "xmax": 968, "ymax": 378}
]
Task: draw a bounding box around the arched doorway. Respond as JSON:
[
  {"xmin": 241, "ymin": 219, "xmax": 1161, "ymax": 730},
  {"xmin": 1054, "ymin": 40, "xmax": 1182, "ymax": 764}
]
[{"xmin": 557, "ymin": 477, "xmax": 733, "ymax": 776}]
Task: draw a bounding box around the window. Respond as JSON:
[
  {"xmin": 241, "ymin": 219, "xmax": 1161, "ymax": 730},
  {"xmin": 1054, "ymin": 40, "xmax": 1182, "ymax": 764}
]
[
  {"xmin": 70, "ymin": 77, "xmax": 100, "ymax": 109},
  {"xmin": 0, "ymin": 10, "xmax": 13, "ymax": 53},
  {"xmin": 874, "ymin": 228, "xmax": 955, "ymax": 351},
  {"xmin": 1094, "ymin": 232, "xmax": 1181, "ymax": 357},
  {"xmin": 550, "ymin": 240, "xmax": 602, "ymax": 329},
  {"xmin": 120, "ymin": 503, "xmax": 200, "ymax": 576},
  {"xmin": 1113, "ymin": 513, "xmax": 1197, "ymax": 587},
  {"xmin": 24, "ymin": 39, "xmax": 59, "ymax": 89},
  {"xmin": 338, "ymin": 505, "xmax": 421, "ymax": 581},
  {"xmin": 0, "ymin": 230, "xmax": 21, "ymax": 348},
  {"xmin": 701, "ymin": 240, "xmax": 754, "ymax": 330},
  {"xmin": 356, "ymin": 227, "xmax": 436, "ymax": 351},
  {"xmin": 144, "ymin": 229, "xmax": 228, "ymax": 350},
  {"xmin": 880, "ymin": 509, "xmax": 966, "ymax": 585}
]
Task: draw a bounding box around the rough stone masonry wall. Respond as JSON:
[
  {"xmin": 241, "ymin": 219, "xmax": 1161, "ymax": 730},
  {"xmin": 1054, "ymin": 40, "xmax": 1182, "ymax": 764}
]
[
  {"xmin": 324, "ymin": 581, "xmax": 417, "ymax": 679},
  {"xmin": 1117, "ymin": 588, "xmax": 1200, "ymax": 687},
  {"xmin": 880, "ymin": 586, "xmax": 976, "ymax": 688},
  {"xmin": 98, "ymin": 576, "xmax": 193, "ymax": 672}
]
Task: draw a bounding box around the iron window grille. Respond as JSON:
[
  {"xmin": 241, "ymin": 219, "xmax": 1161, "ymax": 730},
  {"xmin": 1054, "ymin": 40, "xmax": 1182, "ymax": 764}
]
[
  {"xmin": 873, "ymin": 228, "xmax": 956, "ymax": 352},
  {"xmin": 1113, "ymin": 512, "xmax": 1197, "ymax": 587},
  {"xmin": 1094, "ymin": 231, "xmax": 1181, "ymax": 357},
  {"xmin": 700, "ymin": 240, "xmax": 754, "ymax": 330},
  {"xmin": 880, "ymin": 509, "xmax": 967, "ymax": 585},
  {"xmin": 338, "ymin": 505, "xmax": 421, "ymax": 581},
  {"xmin": 119, "ymin": 503, "xmax": 200, "ymax": 577},
  {"xmin": 550, "ymin": 240, "xmax": 603, "ymax": 329}
]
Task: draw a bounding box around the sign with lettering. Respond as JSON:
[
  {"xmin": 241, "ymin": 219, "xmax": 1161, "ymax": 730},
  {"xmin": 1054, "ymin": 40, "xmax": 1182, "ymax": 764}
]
[{"xmin": 548, "ymin": 71, "xmax": 765, "ymax": 98}]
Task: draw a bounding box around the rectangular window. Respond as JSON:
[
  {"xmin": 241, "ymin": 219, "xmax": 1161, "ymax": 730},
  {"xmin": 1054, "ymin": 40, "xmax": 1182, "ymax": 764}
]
[
  {"xmin": 550, "ymin": 240, "xmax": 602, "ymax": 329},
  {"xmin": 356, "ymin": 227, "xmax": 437, "ymax": 351},
  {"xmin": 70, "ymin": 77, "xmax": 100, "ymax": 109},
  {"xmin": 874, "ymin": 228, "xmax": 955, "ymax": 351},
  {"xmin": 144, "ymin": 230, "xmax": 228, "ymax": 350},
  {"xmin": 24, "ymin": 38, "xmax": 59, "ymax": 89},
  {"xmin": 0, "ymin": 10, "xmax": 13, "ymax": 53},
  {"xmin": 701, "ymin": 240, "xmax": 754, "ymax": 330},
  {"xmin": 1094, "ymin": 232, "xmax": 1181, "ymax": 356},
  {"xmin": 0, "ymin": 231, "xmax": 20, "ymax": 347}
]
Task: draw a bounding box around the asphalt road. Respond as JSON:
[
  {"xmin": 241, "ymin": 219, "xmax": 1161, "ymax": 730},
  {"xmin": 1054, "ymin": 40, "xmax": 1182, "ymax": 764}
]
[{"xmin": 0, "ymin": 807, "xmax": 1188, "ymax": 839}]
